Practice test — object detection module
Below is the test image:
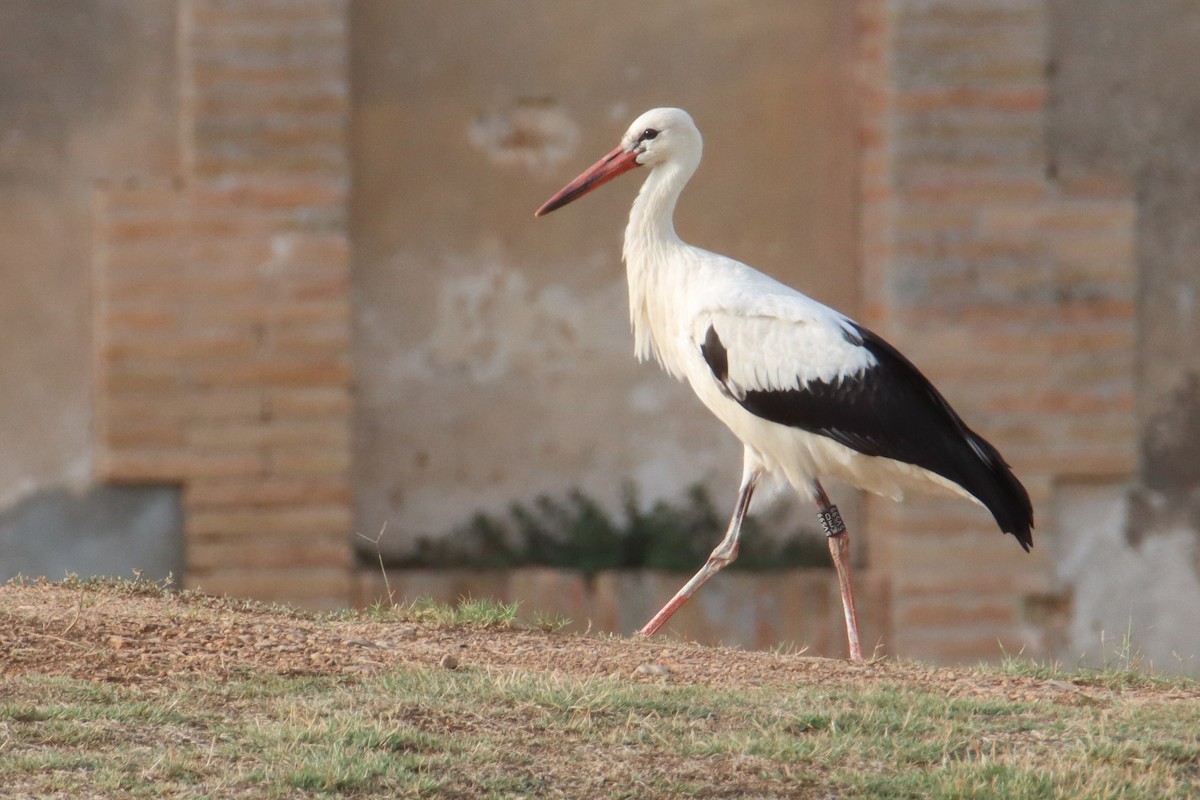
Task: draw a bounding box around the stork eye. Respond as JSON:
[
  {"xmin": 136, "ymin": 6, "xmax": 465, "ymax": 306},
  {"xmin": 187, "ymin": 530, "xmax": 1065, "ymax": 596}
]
[{"xmin": 640, "ymin": 128, "xmax": 659, "ymax": 142}]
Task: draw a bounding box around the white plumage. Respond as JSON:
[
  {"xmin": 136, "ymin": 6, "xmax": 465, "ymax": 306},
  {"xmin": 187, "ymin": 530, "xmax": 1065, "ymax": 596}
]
[
  {"xmin": 536, "ymin": 107, "xmax": 1033, "ymax": 661},
  {"xmin": 618, "ymin": 111, "xmax": 929, "ymax": 501}
]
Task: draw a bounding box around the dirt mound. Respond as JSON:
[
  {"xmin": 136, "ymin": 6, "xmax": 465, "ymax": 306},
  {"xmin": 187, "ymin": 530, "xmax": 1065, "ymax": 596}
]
[{"xmin": 5, "ymin": 578, "xmax": 1188, "ymax": 708}]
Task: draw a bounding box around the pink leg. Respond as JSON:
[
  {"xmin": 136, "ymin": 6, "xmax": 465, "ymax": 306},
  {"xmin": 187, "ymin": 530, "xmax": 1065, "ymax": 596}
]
[
  {"xmin": 813, "ymin": 480, "xmax": 864, "ymax": 662},
  {"xmin": 639, "ymin": 471, "xmax": 760, "ymax": 637}
]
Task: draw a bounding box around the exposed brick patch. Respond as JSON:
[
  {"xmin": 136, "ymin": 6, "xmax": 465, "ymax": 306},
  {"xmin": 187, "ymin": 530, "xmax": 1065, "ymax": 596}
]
[
  {"xmin": 856, "ymin": 0, "xmax": 1136, "ymax": 663},
  {"xmin": 93, "ymin": 0, "xmax": 352, "ymax": 607}
]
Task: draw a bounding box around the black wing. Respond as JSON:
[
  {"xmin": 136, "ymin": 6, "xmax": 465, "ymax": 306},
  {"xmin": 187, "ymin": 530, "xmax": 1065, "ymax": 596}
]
[{"xmin": 702, "ymin": 323, "xmax": 1034, "ymax": 550}]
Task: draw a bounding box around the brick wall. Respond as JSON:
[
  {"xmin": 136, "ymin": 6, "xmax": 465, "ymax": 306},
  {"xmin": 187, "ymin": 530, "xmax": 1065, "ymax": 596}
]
[
  {"xmin": 93, "ymin": 0, "xmax": 354, "ymax": 608},
  {"xmin": 856, "ymin": 0, "xmax": 1137, "ymax": 661}
]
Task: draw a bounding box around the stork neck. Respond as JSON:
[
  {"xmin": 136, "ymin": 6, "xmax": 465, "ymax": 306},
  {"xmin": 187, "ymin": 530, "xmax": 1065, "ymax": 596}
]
[
  {"xmin": 624, "ymin": 161, "xmax": 692, "ymax": 255},
  {"xmin": 622, "ymin": 159, "xmax": 696, "ymax": 372}
]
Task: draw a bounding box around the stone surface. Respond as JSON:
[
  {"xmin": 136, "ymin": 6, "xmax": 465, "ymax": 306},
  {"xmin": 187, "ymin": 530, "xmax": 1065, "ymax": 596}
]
[{"xmin": 0, "ymin": 485, "xmax": 182, "ymax": 582}]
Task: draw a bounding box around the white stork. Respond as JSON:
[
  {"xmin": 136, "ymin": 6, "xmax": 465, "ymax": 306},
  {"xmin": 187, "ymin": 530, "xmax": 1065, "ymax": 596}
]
[{"xmin": 534, "ymin": 107, "xmax": 1033, "ymax": 662}]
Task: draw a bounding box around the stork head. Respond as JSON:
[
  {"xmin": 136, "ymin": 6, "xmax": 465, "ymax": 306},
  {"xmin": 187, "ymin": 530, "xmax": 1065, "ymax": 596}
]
[{"xmin": 535, "ymin": 107, "xmax": 702, "ymax": 217}]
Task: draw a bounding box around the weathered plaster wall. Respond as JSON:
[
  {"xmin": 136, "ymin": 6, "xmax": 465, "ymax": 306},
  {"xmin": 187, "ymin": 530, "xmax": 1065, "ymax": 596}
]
[
  {"xmin": 1047, "ymin": 0, "xmax": 1200, "ymax": 672},
  {"xmin": 0, "ymin": 1, "xmax": 183, "ymax": 580},
  {"xmin": 350, "ymin": 1, "xmax": 861, "ymax": 555},
  {"xmin": 1052, "ymin": 483, "xmax": 1200, "ymax": 673},
  {"xmin": 0, "ymin": 1, "xmax": 179, "ymax": 507},
  {"xmin": 1049, "ymin": 0, "xmax": 1200, "ymax": 418}
]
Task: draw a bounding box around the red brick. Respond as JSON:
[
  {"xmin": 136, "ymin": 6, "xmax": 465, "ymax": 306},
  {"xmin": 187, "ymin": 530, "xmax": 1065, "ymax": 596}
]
[
  {"xmin": 897, "ymin": 601, "xmax": 1017, "ymax": 629},
  {"xmin": 99, "ymin": 451, "xmax": 266, "ymax": 482},
  {"xmin": 896, "ymin": 86, "xmax": 1046, "ymax": 113},
  {"xmin": 193, "ymin": 359, "xmax": 350, "ymax": 388},
  {"xmin": 103, "ymin": 309, "xmax": 180, "ymax": 332},
  {"xmin": 369, "ymin": 569, "xmax": 511, "ymax": 610},
  {"xmin": 896, "ymin": 634, "xmax": 1028, "ymax": 665},
  {"xmin": 898, "ymin": 573, "xmax": 1049, "ymax": 600},
  {"xmin": 183, "ymin": 419, "xmax": 349, "ymax": 449},
  {"xmin": 104, "ymin": 215, "xmax": 244, "ymax": 243},
  {"xmin": 1052, "ymin": 174, "xmax": 1133, "ymax": 198},
  {"xmin": 99, "ymin": 420, "xmax": 185, "ymax": 450},
  {"xmin": 285, "ymin": 233, "xmax": 349, "ymax": 262},
  {"xmin": 188, "ymin": 536, "xmax": 351, "ymax": 571},
  {"xmin": 268, "ymin": 327, "xmax": 350, "ymax": 356},
  {"xmin": 99, "ymin": 186, "xmax": 186, "ymax": 213},
  {"xmin": 103, "ymin": 334, "xmax": 258, "ymax": 362},
  {"xmin": 265, "ymin": 387, "xmax": 352, "ymax": 417},
  {"xmin": 102, "ymin": 390, "xmax": 265, "ymax": 423},
  {"xmin": 184, "ymin": 566, "xmax": 353, "ymax": 610},
  {"xmin": 187, "ymin": 506, "xmax": 352, "ymax": 538},
  {"xmin": 192, "ymin": 58, "xmax": 342, "ymax": 90},
  {"xmin": 985, "ymin": 389, "xmax": 1134, "ymax": 415},
  {"xmin": 264, "ymin": 300, "xmax": 353, "ymax": 324},
  {"xmin": 184, "ymin": 476, "xmax": 351, "ymax": 509},
  {"xmin": 99, "ymin": 364, "xmax": 185, "ymax": 393},
  {"xmin": 190, "ymin": 180, "xmax": 346, "ymax": 212},
  {"xmin": 190, "ymin": 0, "xmax": 345, "ymax": 34},
  {"xmin": 268, "ymin": 446, "xmax": 351, "ymax": 477},
  {"xmin": 1051, "ymin": 234, "xmax": 1134, "ymax": 275},
  {"xmin": 903, "ymin": 176, "xmax": 1047, "ymax": 203},
  {"xmin": 196, "ymin": 87, "xmax": 345, "ymax": 118},
  {"xmin": 194, "ymin": 149, "xmax": 346, "ymax": 179},
  {"xmin": 190, "ymin": 21, "xmax": 344, "ymax": 53},
  {"xmin": 1039, "ymin": 202, "xmax": 1135, "ymax": 231}
]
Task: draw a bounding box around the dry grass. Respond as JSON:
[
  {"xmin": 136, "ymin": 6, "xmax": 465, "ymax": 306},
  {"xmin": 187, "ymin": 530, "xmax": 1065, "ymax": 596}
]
[{"xmin": 1, "ymin": 577, "xmax": 1197, "ymax": 798}]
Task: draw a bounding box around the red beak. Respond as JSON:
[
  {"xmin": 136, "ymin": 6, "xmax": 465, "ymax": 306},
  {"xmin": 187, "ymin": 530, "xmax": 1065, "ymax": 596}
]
[{"xmin": 534, "ymin": 146, "xmax": 642, "ymax": 217}]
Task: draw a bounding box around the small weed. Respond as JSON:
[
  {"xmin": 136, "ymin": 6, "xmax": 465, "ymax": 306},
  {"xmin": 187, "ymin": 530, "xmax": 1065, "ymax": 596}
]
[
  {"xmin": 391, "ymin": 594, "xmax": 521, "ymax": 629},
  {"xmin": 531, "ymin": 609, "xmax": 572, "ymax": 633},
  {"xmin": 346, "ymin": 598, "xmax": 401, "ymax": 622},
  {"xmin": 996, "ymin": 644, "xmax": 1066, "ymax": 681},
  {"xmin": 334, "ymin": 594, "xmax": 559, "ymax": 632},
  {"xmin": 56, "ymin": 571, "xmax": 176, "ymax": 598}
]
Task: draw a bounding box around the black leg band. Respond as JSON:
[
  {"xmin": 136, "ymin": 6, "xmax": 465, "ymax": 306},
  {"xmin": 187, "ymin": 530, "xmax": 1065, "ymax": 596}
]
[{"xmin": 818, "ymin": 505, "xmax": 846, "ymax": 538}]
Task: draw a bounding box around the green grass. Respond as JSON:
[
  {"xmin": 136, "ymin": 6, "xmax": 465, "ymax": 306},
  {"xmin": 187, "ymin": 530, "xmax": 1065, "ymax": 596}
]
[
  {"xmin": 3, "ymin": 658, "xmax": 1198, "ymax": 798},
  {"xmin": 349, "ymin": 594, "xmax": 523, "ymax": 629},
  {"xmin": 997, "ymin": 635, "xmax": 1185, "ymax": 692}
]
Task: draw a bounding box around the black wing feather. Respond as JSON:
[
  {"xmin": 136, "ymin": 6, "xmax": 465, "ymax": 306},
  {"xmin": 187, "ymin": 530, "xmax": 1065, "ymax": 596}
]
[{"xmin": 700, "ymin": 323, "xmax": 1034, "ymax": 550}]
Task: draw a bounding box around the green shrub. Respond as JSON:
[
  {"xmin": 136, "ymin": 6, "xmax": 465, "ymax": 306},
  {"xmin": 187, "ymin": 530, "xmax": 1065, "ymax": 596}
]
[{"xmin": 386, "ymin": 484, "xmax": 830, "ymax": 575}]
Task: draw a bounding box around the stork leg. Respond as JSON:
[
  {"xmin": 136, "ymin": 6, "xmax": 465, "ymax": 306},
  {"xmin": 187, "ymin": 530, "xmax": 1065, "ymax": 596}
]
[
  {"xmin": 639, "ymin": 470, "xmax": 760, "ymax": 637},
  {"xmin": 813, "ymin": 480, "xmax": 864, "ymax": 662}
]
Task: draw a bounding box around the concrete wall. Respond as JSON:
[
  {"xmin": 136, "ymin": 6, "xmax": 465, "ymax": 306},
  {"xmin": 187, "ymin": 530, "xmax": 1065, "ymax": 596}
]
[{"xmin": 350, "ymin": 1, "xmax": 861, "ymax": 555}]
